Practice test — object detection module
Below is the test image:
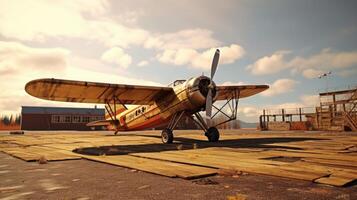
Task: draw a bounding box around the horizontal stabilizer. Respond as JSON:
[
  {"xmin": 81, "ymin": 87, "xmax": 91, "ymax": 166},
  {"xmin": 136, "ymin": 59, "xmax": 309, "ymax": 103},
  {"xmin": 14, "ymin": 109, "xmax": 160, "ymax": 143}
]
[{"xmin": 86, "ymin": 119, "xmax": 117, "ymax": 127}]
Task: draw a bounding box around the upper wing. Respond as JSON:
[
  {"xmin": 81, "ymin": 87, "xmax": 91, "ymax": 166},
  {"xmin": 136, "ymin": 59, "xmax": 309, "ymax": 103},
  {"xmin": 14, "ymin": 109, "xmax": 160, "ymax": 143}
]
[
  {"xmin": 215, "ymin": 85, "xmax": 269, "ymax": 100},
  {"xmin": 25, "ymin": 78, "xmax": 174, "ymax": 105}
]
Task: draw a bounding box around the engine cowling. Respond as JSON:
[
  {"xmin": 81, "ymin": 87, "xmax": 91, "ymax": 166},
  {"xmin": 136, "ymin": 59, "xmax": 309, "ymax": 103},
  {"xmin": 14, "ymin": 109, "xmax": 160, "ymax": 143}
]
[{"xmin": 185, "ymin": 76, "xmax": 216, "ymax": 109}]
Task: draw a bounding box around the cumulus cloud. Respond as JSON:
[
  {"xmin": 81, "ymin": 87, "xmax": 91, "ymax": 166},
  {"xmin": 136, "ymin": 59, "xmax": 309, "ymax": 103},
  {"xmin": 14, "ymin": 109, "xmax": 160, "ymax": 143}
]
[
  {"xmin": 101, "ymin": 47, "xmax": 132, "ymax": 68},
  {"xmin": 301, "ymin": 68, "xmax": 324, "ymax": 79},
  {"xmin": 157, "ymin": 44, "xmax": 245, "ymax": 70},
  {"xmin": 221, "ymin": 81, "xmax": 245, "ymax": 86},
  {"xmin": 238, "ymin": 94, "xmax": 318, "ymax": 121},
  {"xmin": 238, "ymin": 102, "xmax": 306, "ymax": 121},
  {"xmin": 238, "ymin": 106, "xmax": 261, "ymax": 118},
  {"xmin": 289, "ymin": 48, "xmax": 357, "ymax": 70},
  {"xmin": 137, "ymin": 60, "xmax": 149, "ymax": 67},
  {"xmin": 261, "ymin": 79, "xmax": 298, "ymax": 97},
  {"xmin": 246, "ymin": 51, "xmax": 289, "ymax": 75},
  {"xmin": 291, "ymin": 49, "xmax": 357, "ymax": 79},
  {"xmin": 300, "ymin": 95, "xmax": 319, "ymax": 106},
  {"xmin": 145, "ymin": 29, "xmax": 220, "ymax": 50},
  {"xmin": 0, "ymin": 0, "xmax": 109, "ymax": 41},
  {"xmin": 0, "ymin": 0, "xmax": 246, "ymax": 72},
  {"xmin": 0, "ymin": 42, "xmax": 163, "ymax": 115},
  {"xmin": 0, "ymin": 41, "xmax": 70, "ymax": 75},
  {"xmin": 247, "ymin": 48, "xmax": 357, "ymax": 78},
  {"xmin": 0, "ymin": 0, "xmax": 150, "ymax": 48},
  {"xmin": 0, "ymin": 0, "xmax": 226, "ymax": 51}
]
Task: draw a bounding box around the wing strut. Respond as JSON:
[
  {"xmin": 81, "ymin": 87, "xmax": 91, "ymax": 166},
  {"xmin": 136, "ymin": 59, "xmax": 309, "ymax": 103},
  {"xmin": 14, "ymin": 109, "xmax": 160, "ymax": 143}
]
[
  {"xmin": 210, "ymin": 88, "xmax": 241, "ymax": 127},
  {"xmin": 104, "ymin": 96, "xmax": 125, "ymax": 134}
]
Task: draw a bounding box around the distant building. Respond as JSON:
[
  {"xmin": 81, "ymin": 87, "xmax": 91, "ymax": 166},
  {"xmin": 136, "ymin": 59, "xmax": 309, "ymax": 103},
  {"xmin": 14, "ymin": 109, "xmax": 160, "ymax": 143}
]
[{"xmin": 21, "ymin": 106, "xmax": 105, "ymax": 131}]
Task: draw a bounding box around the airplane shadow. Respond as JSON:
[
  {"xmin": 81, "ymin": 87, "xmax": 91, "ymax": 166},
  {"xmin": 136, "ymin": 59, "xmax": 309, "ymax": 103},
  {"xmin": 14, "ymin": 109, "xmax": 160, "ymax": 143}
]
[{"xmin": 73, "ymin": 134, "xmax": 326, "ymax": 156}]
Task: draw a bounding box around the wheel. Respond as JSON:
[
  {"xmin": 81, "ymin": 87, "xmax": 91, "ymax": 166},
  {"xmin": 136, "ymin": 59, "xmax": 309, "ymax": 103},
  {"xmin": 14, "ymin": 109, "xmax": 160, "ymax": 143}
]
[
  {"xmin": 161, "ymin": 128, "xmax": 174, "ymax": 144},
  {"xmin": 205, "ymin": 127, "xmax": 220, "ymax": 142}
]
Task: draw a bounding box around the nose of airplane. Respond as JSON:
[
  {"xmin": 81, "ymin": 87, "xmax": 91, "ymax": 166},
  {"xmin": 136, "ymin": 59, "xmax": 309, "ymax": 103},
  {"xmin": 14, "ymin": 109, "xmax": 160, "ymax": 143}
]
[{"xmin": 198, "ymin": 77, "xmax": 216, "ymax": 98}]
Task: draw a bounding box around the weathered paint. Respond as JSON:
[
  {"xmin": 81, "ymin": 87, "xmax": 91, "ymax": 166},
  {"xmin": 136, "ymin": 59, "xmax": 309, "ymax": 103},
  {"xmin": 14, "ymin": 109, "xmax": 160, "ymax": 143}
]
[{"xmin": 25, "ymin": 76, "xmax": 269, "ymax": 131}]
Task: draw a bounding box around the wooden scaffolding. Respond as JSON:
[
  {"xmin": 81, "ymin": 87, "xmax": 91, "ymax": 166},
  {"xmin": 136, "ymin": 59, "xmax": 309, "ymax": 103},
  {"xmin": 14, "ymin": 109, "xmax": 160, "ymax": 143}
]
[{"xmin": 315, "ymin": 87, "xmax": 357, "ymax": 131}]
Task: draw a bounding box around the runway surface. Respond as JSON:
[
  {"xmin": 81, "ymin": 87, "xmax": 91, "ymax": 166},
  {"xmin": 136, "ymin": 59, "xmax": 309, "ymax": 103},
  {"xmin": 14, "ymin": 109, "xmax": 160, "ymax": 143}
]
[{"xmin": 0, "ymin": 130, "xmax": 356, "ymax": 199}]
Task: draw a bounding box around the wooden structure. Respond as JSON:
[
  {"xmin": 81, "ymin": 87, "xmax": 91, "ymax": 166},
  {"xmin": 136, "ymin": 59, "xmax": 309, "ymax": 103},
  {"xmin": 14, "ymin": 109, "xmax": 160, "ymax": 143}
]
[
  {"xmin": 260, "ymin": 87, "xmax": 357, "ymax": 131},
  {"xmin": 259, "ymin": 108, "xmax": 314, "ymax": 131},
  {"xmin": 313, "ymin": 88, "xmax": 357, "ymax": 131},
  {"xmin": 21, "ymin": 106, "xmax": 105, "ymax": 131}
]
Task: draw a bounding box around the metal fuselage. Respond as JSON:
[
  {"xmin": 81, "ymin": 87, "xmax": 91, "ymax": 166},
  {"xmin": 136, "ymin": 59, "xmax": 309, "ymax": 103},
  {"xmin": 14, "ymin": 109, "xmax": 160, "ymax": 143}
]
[{"xmin": 110, "ymin": 76, "xmax": 216, "ymax": 131}]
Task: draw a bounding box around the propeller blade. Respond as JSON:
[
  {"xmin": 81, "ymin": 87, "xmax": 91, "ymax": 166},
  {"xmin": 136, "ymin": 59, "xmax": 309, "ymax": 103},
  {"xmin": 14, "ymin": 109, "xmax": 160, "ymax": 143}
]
[
  {"xmin": 206, "ymin": 89, "xmax": 212, "ymax": 117},
  {"xmin": 210, "ymin": 49, "xmax": 220, "ymax": 79},
  {"xmin": 206, "ymin": 49, "xmax": 220, "ymax": 117}
]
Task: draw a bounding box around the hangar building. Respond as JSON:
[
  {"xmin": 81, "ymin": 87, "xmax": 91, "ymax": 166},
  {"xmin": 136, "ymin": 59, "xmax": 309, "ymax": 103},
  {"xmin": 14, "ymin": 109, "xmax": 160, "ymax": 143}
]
[{"xmin": 21, "ymin": 106, "xmax": 105, "ymax": 131}]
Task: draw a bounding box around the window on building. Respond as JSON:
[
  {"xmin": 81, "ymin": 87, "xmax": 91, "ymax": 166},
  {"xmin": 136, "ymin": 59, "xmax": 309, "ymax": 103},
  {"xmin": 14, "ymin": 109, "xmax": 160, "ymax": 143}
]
[
  {"xmin": 81, "ymin": 116, "xmax": 90, "ymax": 123},
  {"xmin": 89, "ymin": 116, "xmax": 104, "ymax": 122},
  {"xmin": 65, "ymin": 116, "xmax": 71, "ymax": 123},
  {"xmin": 59, "ymin": 115, "xmax": 66, "ymax": 123},
  {"xmin": 72, "ymin": 116, "xmax": 81, "ymax": 123},
  {"xmin": 52, "ymin": 114, "xmax": 103, "ymax": 123},
  {"xmin": 90, "ymin": 116, "xmax": 97, "ymax": 122},
  {"xmin": 51, "ymin": 115, "xmax": 60, "ymax": 123}
]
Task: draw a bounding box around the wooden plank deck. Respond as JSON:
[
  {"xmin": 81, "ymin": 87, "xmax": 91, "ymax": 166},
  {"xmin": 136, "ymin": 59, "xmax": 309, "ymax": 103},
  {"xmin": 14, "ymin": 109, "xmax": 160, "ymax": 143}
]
[
  {"xmin": 0, "ymin": 130, "xmax": 356, "ymax": 186},
  {"xmin": 81, "ymin": 155, "xmax": 217, "ymax": 179}
]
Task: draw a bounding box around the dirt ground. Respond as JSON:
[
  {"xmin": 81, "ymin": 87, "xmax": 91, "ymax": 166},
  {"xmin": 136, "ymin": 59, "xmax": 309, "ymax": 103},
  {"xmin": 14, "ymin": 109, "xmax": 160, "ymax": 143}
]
[{"xmin": 1, "ymin": 130, "xmax": 357, "ymax": 200}]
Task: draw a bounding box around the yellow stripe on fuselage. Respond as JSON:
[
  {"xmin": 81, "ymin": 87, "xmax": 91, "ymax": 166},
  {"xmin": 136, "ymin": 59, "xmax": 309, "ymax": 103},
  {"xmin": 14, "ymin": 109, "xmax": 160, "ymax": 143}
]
[{"xmin": 110, "ymin": 82, "xmax": 192, "ymax": 130}]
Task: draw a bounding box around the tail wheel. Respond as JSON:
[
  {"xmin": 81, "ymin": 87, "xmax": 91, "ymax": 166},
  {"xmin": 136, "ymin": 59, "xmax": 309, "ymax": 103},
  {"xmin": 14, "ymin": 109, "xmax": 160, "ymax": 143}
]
[
  {"xmin": 205, "ymin": 127, "xmax": 220, "ymax": 142},
  {"xmin": 161, "ymin": 128, "xmax": 174, "ymax": 144}
]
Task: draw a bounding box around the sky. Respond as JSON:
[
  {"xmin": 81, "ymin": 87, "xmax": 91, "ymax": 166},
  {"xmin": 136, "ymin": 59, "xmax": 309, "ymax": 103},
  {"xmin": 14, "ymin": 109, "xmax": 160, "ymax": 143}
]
[{"xmin": 0, "ymin": 0, "xmax": 356, "ymax": 122}]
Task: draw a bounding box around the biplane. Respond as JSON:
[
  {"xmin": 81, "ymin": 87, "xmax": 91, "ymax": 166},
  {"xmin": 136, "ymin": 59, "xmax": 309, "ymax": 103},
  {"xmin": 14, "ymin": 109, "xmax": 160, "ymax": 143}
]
[{"xmin": 25, "ymin": 49, "xmax": 269, "ymax": 143}]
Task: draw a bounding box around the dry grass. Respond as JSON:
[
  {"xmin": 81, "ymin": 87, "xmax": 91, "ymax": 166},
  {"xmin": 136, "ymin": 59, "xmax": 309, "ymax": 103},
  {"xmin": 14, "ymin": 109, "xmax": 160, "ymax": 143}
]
[{"xmin": 0, "ymin": 123, "xmax": 20, "ymax": 130}]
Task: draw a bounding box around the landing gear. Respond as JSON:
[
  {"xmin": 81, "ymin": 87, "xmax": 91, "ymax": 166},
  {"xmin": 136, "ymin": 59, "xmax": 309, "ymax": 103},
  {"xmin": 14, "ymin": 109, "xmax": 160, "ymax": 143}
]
[
  {"xmin": 188, "ymin": 88, "xmax": 241, "ymax": 142},
  {"xmin": 161, "ymin": 111, "xmax": 185, "ymax": 144},
  {"xmin": 188, "ymin": 112, "xmax": 220, "ymax": 142},
  {"xmin": 205, "ymin": 127, "xmax": 220, "ymax": 142},
  {"xmin": 161, "ymin": 128, "xmax": 173, "ymax": 144}
]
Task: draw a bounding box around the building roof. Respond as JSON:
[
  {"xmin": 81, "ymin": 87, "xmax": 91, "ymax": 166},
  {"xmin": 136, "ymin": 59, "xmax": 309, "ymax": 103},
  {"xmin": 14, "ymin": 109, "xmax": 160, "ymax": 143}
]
[{"xmin": 21, "ymin": 106, "xmax": 105, "ymax": 115}]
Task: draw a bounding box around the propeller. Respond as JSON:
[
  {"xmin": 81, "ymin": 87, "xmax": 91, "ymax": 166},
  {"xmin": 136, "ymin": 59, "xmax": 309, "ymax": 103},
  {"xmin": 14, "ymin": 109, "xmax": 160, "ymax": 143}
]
[{"xmin": 205, "ymin": 49, "xmax": 220, "ymax": 117}]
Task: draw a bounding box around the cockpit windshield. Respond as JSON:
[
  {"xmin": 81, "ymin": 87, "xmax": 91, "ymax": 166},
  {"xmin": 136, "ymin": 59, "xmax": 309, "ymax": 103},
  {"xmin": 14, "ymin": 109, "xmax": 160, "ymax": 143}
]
[{"xmin": 168, "ymin": 80, "xmax": 186, "ymax": 87}]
